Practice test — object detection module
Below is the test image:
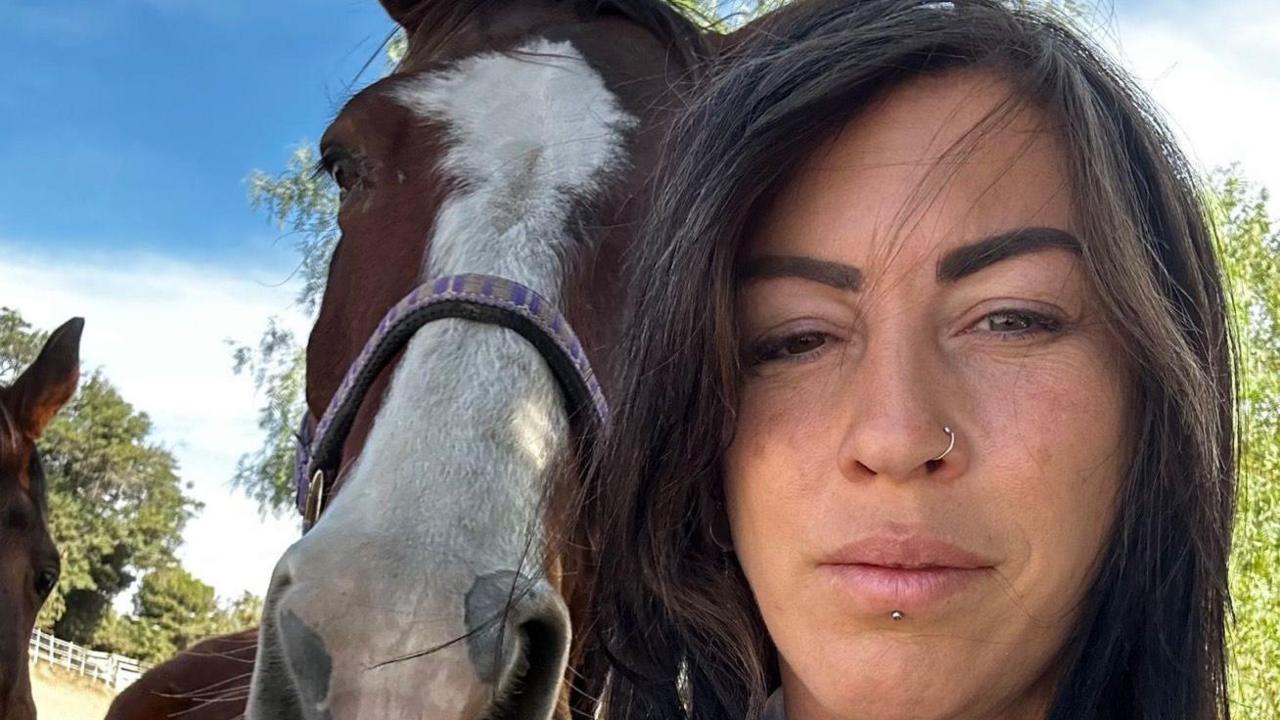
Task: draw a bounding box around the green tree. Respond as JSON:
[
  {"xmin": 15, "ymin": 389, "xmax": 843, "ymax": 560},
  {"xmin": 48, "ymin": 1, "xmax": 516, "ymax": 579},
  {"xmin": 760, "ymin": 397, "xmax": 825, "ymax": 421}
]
[
  {"xmin": 1213, "ymin": 169, "xmax": 1280, "ymax": 719},
  {"xmin": 92, "ymin": 609, "xmax": 173, "ymax": 665},
  {"xmin": 43, "ymin": 375, "xmax": 200, "ymax": 641},
  {"xmin": 0, "ymin": 308, "xmax": 46, "ymax": 377},
  {"xmin": 133, "ymin": 566, "xmax": 219, "ymax": 654},
  {"xmin": 247, "ymin": 146, "xmax": 341, "ymax": 316},
  {"xmin": 207, "ymin": 591, "xmax": 266, "ymax": 636},
  {"xmin": 92, "ymin": 584, "xmax": 264, "ymax": 664},
  {"xmin": 0, "ymin": 308, "xmax": 201, "ymax": 639},
  {"xmin": 229, "ymin": 318, "xmax": 307, "ymax": 512}
]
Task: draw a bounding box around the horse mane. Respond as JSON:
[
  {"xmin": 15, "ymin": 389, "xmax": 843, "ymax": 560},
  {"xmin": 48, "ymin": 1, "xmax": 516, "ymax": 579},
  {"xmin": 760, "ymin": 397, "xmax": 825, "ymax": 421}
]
[{"xmin": 399, "ymin": 0, "xmax": 712, "ymax": 72}]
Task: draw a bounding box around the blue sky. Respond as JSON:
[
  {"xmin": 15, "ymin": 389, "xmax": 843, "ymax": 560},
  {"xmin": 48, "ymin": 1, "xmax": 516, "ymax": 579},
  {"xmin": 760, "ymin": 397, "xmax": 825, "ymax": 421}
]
[
  {"xmin": 3, "ymin": 0, "xmax": 1278, "ymax": 268},
  {"xmin": 1, "ymin": 0, "xmax": 391, "ymax": 269},
  {"xmin": 2, "ymin": 0, "xmax": 1277, "ymax": 605}
]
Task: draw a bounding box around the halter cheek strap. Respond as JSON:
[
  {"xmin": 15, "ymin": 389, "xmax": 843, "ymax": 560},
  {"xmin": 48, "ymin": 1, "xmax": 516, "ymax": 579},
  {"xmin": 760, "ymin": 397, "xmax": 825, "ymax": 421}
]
[{"xmin": 294, "ymin": 273, "xmax": 609, "ymax": 529}]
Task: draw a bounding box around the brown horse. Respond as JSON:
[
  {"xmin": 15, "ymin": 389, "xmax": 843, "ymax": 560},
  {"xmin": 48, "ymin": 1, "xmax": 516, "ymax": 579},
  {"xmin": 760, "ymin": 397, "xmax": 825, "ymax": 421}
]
[
  {"xmin": 106, "ymin": 629, "xmax": 258, "ymax": 720},
  {"xmin": 106, "ymin": 0, "xmax": 713, "ymax": 718},
  {"xmin": 0, "ymin": 318, "xmax": 82, "ymax": 720}
]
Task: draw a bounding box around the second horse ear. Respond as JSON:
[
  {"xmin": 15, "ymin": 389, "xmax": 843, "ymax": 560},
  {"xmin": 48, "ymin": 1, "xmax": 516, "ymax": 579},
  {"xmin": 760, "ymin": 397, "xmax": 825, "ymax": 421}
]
[{"xmin": 9, "ymin": 318, "xmax": 83, "ymax": 440}]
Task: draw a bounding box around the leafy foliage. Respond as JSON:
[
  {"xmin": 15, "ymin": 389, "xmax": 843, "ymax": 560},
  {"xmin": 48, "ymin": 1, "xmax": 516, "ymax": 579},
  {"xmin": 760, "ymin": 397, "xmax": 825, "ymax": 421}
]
[
  {"xmin": 1213, "ymin": 170, "xmax": 1280, "ymax": 719},
  {"xmin": 386, "ymin": 29, "xmax": 408, "ymax": 69},
  {"xmin": 0, "ymin": 308, "xmax": 47, "ymax": 377},
  {"xmin": 91, "ymin": 568, "xmax": 263, "ymax": 664},
  {"xmin": 133, "ymin": 565, "xmax": 219, "ymax": 656},
  {"xmin": 208, "ymin": 591, "xmax": 266, "ymax": 636},
  {"xmin": 247, "ymin": 146, "xmax": 340, "ymax": 316},
  {"xmin": 229, "ymin": 319, "xmax": 306, "ymax": 513},
  {"xmin": 43, "ymin": 374, "xmax": 199, "ymax": 639}
]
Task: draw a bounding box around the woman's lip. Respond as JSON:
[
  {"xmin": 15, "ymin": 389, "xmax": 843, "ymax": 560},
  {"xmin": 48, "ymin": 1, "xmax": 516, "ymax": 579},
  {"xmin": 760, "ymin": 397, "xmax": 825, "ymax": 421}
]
[
  {"xmin": 820, "ymin": 564, "xmax": 988, "ymax": 612},
  {"xmin": 823, "ymin": 535, "xmax": 992, "ymax": 569},
  {"xmin": 818, "ymin": 535, "xmax": 994, "ymax": 612}
]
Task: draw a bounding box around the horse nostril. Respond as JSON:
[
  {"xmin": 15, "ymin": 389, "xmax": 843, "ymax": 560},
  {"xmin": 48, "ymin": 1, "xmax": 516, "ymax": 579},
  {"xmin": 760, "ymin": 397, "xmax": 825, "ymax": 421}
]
[
  {"xmin": 494, "ymin": 614, "xmax": 569, "ymax": 720},
  {"xmin": 464, "ymin": 572, "xmax": 571, "ymax": 720}
]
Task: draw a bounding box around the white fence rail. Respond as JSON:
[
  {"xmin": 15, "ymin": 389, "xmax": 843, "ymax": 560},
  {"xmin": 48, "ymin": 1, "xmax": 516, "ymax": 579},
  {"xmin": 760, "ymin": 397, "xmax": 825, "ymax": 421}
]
[{"xmin": 28, "ymin": 628, "xmax": 149, "ymax": 692}]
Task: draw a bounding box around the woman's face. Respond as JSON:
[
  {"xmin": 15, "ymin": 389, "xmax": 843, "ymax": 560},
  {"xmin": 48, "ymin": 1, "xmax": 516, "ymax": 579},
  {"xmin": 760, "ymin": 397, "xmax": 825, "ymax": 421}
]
[{"xmin": 726, "ymin": 70, "xmax": 1131, "ymax": 720}]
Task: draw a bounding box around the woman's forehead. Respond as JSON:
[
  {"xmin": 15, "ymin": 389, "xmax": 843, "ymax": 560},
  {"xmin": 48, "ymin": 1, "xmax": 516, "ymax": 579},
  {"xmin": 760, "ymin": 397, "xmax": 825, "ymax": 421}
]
[{"xmin": 751, "ymin": 69, "xmax": 1075, "ymax": 264}]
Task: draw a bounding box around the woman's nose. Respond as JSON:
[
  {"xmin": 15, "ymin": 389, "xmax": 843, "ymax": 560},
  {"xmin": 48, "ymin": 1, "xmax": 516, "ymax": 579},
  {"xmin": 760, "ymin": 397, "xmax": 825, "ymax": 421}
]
[{"xmin": 835, "ymin": 337, "xmax": 962, "ymax": 482}]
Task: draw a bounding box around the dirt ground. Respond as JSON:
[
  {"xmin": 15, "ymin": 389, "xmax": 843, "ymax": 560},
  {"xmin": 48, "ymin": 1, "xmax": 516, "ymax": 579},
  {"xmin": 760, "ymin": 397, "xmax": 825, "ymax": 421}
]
[{"xmin": 29, "ymin": 662, "xmax": 116, "ymax": 720}]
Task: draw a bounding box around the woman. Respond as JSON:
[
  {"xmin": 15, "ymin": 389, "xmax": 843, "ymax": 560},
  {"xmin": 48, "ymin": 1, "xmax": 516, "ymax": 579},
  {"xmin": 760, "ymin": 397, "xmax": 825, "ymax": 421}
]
[{"xmin": 581, "ymin": 1, "xmax": 1236, "ymax": 719}]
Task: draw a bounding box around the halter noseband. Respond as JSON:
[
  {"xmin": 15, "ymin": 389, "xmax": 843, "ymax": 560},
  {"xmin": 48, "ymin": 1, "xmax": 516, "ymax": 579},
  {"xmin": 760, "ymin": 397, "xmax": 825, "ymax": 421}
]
[{"xmin": 294, "ymin": 273, "xmax": 609, "ymax": 530}]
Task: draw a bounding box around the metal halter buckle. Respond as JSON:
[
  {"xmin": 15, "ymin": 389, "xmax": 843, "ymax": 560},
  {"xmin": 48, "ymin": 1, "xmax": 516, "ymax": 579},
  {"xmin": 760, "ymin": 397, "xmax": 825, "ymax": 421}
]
[{"xmin": 303, "ymin": 469, "xmax": 326, "ymax": 529}]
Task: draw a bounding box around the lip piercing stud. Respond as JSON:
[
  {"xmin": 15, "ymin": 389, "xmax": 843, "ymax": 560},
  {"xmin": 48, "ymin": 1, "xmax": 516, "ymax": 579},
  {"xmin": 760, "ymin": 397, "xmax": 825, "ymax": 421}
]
[
  {"xmin": 929, "ymin": 426, "xmax": 955, "ymax": 462},
  {"xmin": 891, "ymin": 610, "xmax": 904, "ymax": 621}
]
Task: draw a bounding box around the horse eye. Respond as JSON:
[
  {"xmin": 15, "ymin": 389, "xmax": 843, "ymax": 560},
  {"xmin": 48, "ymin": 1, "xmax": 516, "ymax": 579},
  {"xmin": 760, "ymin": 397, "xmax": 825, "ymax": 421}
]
[
  {"xmin": 332, "ymin": 158, "xmax": 356, "ymax": 192},
  {"xmin": 34, "ymin": 568, "xmax": 58, "ymax": 598},
  {"xmin": 321, "ymin": 148, "xmax": 362, "ymax": 196}
]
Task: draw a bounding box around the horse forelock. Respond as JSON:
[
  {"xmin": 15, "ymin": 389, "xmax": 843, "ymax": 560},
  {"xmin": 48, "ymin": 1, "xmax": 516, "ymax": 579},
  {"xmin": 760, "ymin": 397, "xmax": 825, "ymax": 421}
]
[{"xmin": 395, "ymin": 0, "xmax": 709, "ymax": 72}]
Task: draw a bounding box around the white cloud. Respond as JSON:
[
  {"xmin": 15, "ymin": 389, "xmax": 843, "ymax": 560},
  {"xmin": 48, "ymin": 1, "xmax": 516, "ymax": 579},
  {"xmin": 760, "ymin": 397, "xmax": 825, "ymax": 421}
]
[
  {"xmin": 1106, "ymin": 1, "xmax": 1280, "ymax": 199},
  {"xmin": 1, "ymin": 242, "xmax": 307, "ymax": 605}
]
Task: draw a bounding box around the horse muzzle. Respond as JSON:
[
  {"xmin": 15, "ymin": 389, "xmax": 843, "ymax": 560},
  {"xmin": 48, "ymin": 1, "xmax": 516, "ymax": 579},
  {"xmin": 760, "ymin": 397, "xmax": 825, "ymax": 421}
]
[{"xmin": 246, "ymin": 541, "xmax": 571, "ymax": 720}]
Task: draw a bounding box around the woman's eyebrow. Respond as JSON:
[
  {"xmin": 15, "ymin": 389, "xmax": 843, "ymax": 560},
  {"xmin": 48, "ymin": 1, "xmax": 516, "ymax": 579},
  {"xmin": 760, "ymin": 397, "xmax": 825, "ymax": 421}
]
[
  {"xmin": 739, "ymin": 227, "xmax": 1078, "ymax": 291},
  {"xmin": 739, "ymin": 255, "xmax": 864, "ymax": 291},
  {"xmin": 936, "ymin": 227, "xmax": 1081, "ymax": 282}
]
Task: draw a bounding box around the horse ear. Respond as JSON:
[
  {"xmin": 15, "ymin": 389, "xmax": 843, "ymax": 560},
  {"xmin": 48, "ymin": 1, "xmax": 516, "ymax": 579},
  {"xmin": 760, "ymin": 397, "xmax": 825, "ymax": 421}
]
[
  {"xmin": 378, "ymin": 0, "xmax": 423, "ymax": 28},
  {"xmin": 10, "ymin": 318, "xmax": 83, "ymax": 440}
]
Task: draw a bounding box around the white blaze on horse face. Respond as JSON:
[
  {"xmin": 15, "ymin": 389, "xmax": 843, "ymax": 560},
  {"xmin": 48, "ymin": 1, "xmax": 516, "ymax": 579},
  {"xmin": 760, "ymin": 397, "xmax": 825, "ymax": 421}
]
[
  {"xmin": 394, "ymin": 38, "xmax": 638, "ymax": 297},
  {"xmin": 250, "ymin": 40, "xmax": 635, "ymax": 720}
]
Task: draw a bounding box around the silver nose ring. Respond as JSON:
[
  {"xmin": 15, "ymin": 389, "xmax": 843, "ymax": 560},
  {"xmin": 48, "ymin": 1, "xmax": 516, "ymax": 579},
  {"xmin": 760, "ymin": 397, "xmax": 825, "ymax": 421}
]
[{"xmin": 929, "ymin": 426, "xmax": 955, "ymax": 462}]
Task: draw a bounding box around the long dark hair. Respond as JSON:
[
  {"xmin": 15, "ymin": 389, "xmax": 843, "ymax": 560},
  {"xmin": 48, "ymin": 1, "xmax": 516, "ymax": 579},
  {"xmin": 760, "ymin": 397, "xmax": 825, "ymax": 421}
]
[{"xmin": 578, "ymin": 1, "xmax": 1237, "ymax": 719}]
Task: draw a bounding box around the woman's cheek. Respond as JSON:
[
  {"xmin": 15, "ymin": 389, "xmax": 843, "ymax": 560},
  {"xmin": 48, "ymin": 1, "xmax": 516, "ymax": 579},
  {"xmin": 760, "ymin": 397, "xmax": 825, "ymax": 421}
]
[{"xmin": 962, "ymin": 348, "xmax": 1127, "ymax": 622}]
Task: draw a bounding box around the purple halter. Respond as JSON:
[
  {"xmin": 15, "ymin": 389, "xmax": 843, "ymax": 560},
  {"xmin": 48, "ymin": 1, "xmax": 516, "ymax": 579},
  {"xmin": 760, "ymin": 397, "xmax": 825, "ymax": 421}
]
[{"xmin": 294, "ymin": 273, "xmax": 609, "ymax": 528}]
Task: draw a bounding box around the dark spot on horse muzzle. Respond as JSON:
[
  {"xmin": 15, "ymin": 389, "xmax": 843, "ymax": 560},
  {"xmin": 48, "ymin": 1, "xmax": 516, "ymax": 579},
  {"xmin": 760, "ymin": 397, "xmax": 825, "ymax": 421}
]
[
  {"xmin": 280, "ymin": 610, "xmax": 335, "ymax": 720},
  {"xmin": 466, "ymin": 571, "xmax": 525, "ymax": 682}
]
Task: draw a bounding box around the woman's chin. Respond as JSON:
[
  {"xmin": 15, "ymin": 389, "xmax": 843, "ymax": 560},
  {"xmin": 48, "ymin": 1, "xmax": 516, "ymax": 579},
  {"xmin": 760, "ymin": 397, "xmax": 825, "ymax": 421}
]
[
  {"xmin": 797, "ymin": 677, "xmax": 973, "ymax": 720},
  {"xmin": 781, "ymin": 634, "xmax": 1012, "ymax": 720}
]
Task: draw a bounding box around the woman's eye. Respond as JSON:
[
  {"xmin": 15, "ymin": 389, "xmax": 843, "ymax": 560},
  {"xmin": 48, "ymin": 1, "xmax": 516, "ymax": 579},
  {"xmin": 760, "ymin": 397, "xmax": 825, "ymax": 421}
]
[
  {"xmin": 974, "ymin": 310, "xmax": 1061, "ymax": 338},
  {"xmin": 750, "ymin": 331, "xmax": 832, "ymax": 365}
]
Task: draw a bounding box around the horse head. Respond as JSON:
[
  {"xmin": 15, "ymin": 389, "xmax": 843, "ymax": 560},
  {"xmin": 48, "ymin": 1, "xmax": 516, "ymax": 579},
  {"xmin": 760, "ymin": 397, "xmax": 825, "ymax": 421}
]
[
  {"xmin": 247, "ymin": 1, "xmax": 708, "ymax": 718},
  {"xmin": 0, "ymin": 318, "xmax": 82, "ymax": 720}
]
